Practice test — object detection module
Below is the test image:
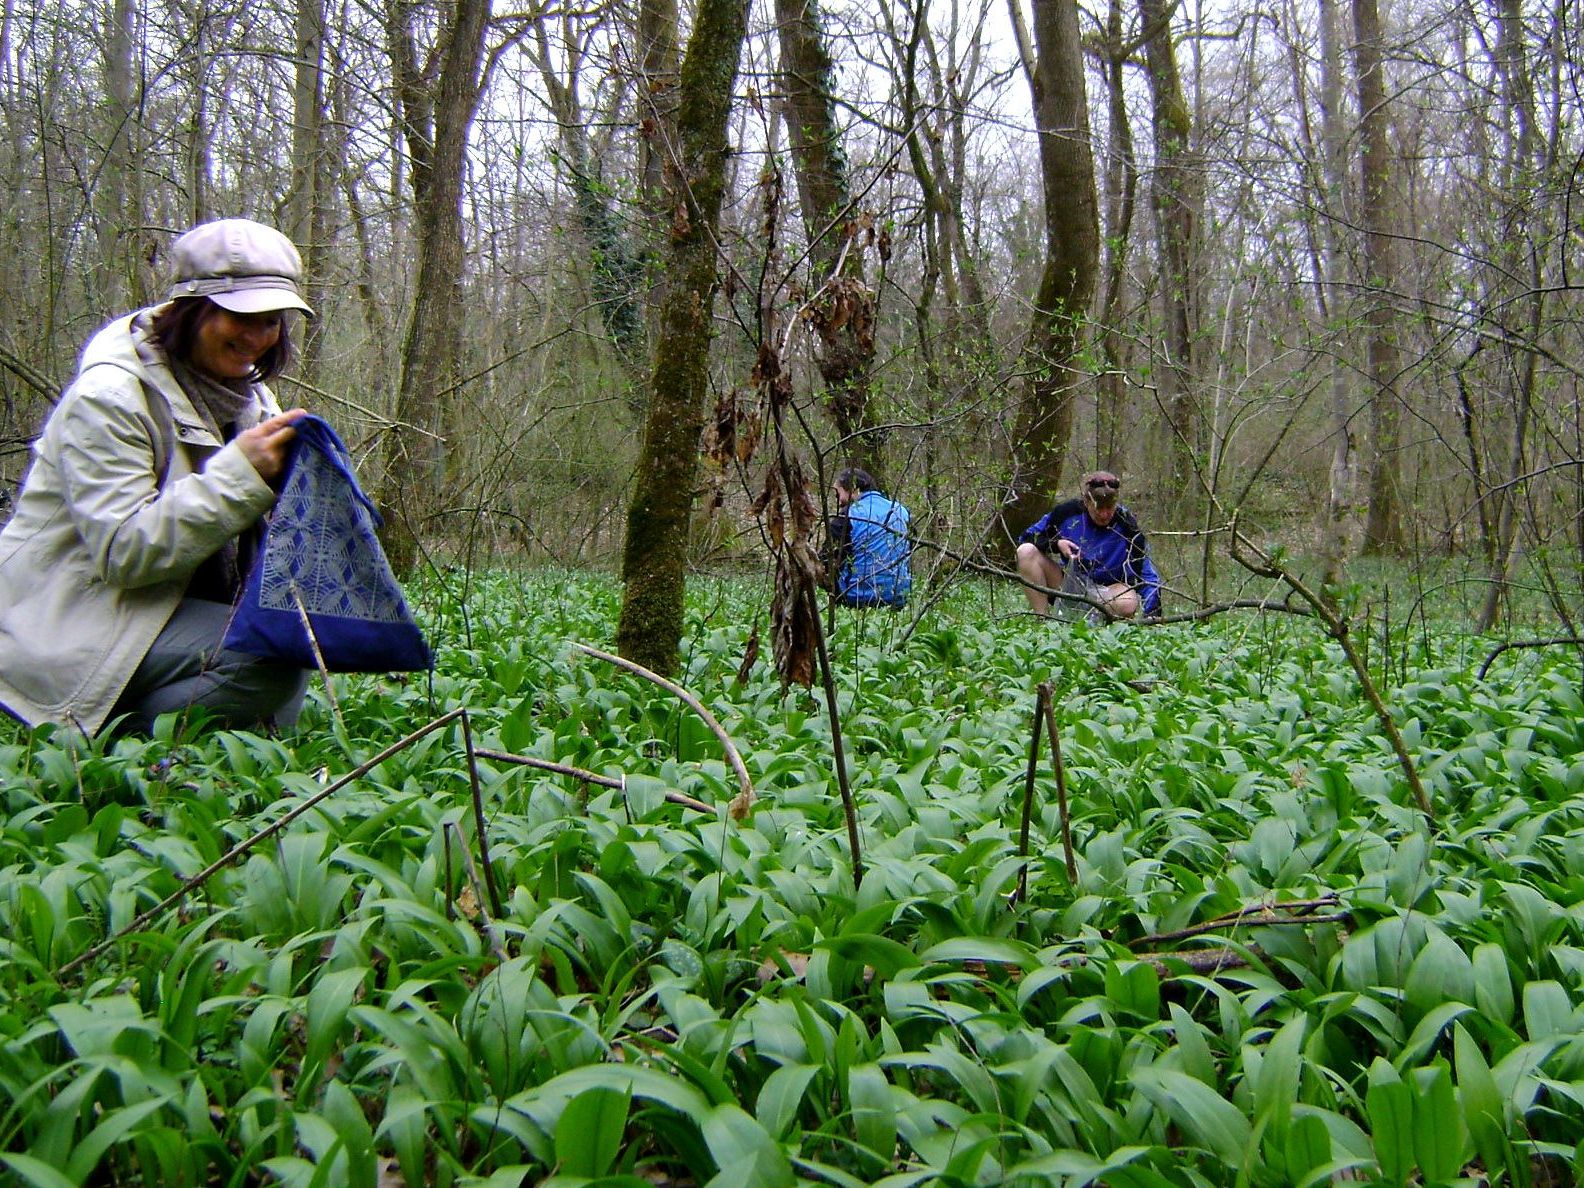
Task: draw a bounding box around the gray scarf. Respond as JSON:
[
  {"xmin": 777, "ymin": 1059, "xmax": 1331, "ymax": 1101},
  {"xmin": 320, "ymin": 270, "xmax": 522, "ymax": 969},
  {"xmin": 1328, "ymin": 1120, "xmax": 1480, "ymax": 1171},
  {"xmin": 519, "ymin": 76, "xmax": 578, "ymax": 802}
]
[
  {"xmin": 164, "ymin": 356, "xmax": 262, "ymax": 602},
  {"xmin": 167, "ymin": 355, "xmax": 256, "ymax": 437}
]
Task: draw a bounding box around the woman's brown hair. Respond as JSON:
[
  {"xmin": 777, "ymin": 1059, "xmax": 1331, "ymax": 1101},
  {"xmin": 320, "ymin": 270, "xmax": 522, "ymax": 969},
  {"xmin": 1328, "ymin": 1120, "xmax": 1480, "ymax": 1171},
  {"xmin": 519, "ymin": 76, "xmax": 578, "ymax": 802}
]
[{"xmin": 148, "ymin": 297, "xmax": 294, "ymax": 382}]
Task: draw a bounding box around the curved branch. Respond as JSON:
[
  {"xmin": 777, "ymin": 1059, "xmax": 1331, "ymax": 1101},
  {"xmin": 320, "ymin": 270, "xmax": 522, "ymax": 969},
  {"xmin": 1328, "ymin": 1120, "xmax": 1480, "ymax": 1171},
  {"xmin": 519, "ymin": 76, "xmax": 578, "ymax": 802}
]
[{"xmin": 574, "ymin": 643, "xmax": 755, "ymax": 815}]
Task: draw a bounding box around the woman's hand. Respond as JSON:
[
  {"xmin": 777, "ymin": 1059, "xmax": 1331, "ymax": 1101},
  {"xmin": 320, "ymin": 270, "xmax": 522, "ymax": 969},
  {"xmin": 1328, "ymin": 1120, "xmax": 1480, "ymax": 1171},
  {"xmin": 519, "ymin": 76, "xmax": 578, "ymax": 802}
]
[{"xmin": 238, "ymin": 409, "xmax": 306, "ymax": 482}]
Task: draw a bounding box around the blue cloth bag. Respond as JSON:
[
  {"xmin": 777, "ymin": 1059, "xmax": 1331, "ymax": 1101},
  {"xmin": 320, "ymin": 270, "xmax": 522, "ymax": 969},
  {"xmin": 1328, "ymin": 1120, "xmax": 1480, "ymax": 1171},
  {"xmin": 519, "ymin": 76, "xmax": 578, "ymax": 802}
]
[{"xmin": 222, "ymin": 415, "xmax": 432, "ymax": 671}]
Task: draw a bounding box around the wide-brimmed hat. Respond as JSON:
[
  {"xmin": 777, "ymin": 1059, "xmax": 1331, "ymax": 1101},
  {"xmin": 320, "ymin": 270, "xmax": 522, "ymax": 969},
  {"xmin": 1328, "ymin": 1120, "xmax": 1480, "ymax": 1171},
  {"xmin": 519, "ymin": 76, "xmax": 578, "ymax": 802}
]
[
  {"xmin": 166, "ymin": 219, "xmax": 314, "ymax": 317},
  {"xmin": 1082, "ymin": 470, "xmax": 1121, "ymax": 508}
]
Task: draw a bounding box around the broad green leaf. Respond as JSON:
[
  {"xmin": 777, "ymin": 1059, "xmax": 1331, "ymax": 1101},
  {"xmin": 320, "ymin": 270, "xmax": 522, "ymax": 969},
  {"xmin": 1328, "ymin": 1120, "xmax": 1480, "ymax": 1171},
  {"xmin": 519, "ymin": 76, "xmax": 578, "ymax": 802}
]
[
  {"xmin": 1453, "ymin": 1023, "xmax": 1507, "ymax": 1178},
  {"xmin": 1167, "ymin": 1003, "xmax": 1216, "ymax": 1087},
  {"xmin": 555, "ymin": 1086, "xmax": 631, "ymax": 1178},
  {"xmin": 847, "ymin": 1063, "xmax": 896, "ymax": 1168},
  {"xmin": 1130, "ymin": 1066, "xmax": 1252, "ymax": 1166},
  {"xmin": 64, "ymin": 1096, "xmax": 173, "ymax": 1183},
  {"xmin": 1365, "ymin": 1062, "xmax": 1412, "ymax": 1188},
  {"xmin": 1522, "ymin": 980, "xmax": 1577, "ymax": 1040},
  {"xmin": 1284, "ymin": 1112, "xmax": 1332, "ymax": 1184},
  {"xmin": 1411, "ymin": 1064, "xmax": 1465, "ymax": 1181},
  {"xmin": 1394, "ymin": 1001, "xmax": 1475, "ymax": 1071},
  {"xmin": 0, "ymin": 1154, "xmax": 76, "ymax": 1188},
  {"xmin": 700, "ymin": 1103, "xmax": 795, "ymax": 1188},
  {"xmin": 1471, "ymin": 943, "xmax": 1514, "ymax": 1025},
  {"xmin": 756, "ymin": 1063, "xmax": 820, "ymax": 1139},
  {"xmin": 816, "ymin": 933, "xmax": 921, "ymax": 979}
]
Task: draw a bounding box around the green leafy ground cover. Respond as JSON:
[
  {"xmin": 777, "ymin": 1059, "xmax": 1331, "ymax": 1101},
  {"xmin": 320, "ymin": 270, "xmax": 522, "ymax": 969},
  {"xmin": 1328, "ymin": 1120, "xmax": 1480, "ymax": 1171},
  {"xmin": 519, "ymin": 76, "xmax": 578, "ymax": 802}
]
[{"xmin": 3, "ymin": 572, "xmax": 1584, "ymax": 1186}]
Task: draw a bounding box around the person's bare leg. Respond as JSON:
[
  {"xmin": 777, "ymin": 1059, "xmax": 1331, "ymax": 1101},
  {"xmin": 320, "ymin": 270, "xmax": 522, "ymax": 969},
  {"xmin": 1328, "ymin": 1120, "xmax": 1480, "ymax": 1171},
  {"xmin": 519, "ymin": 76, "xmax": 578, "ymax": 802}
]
[
  {"xmin": 1016, "ymin": 543, "xmax": 1064, "ymax": 615},
  {"xmin": 1097, "ymin": 582, "xmax": 1141, "ymax": 619}
]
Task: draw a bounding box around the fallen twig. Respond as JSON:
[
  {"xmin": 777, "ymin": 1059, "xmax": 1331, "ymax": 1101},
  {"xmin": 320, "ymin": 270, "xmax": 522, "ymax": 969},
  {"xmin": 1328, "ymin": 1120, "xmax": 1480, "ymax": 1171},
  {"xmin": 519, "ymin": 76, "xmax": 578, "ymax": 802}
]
[
  {"xmin": 1477, "ymin": 636, "xmax": 1584, "ymax": 680},
  {"xmin": 472, "ymin": 747, "xmax": 716, "ymax": 814},
  {"xmin": 1132, "ymin": 908, "xmax": 1350, "ymax": 948},
  {"xmin": 56, "ymin": 708, "xmax": 467, "ymax": 978},
  {"xmin": 575, "ymin": 643, "xmax": 755, "ymax": 817}
]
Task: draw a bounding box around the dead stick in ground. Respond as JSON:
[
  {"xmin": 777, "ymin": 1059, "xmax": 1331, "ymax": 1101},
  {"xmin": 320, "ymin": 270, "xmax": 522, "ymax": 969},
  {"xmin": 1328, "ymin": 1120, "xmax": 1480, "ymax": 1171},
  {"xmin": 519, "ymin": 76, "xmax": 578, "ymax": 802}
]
[
  {"xmin": 290, "ymin": 582, "xmax": 345, "ymax": 732},
  {"xmin": 803, "ymin": 582, "xmax": 865, "ymax": 890},
  {"xmin": 472, "ymin": 748, "xmax": 716, "ymax": 814},
  {"xmin": 1013, "ymin": 685, "xmax": 1044, "ymax": 906},
  {"xmin": 460, "ymin": 710, "xmax": 505, "ymax": 918},
  {"xmin": 574, "ymin": 643, "xmax": 754, "ymax": 814},
  {"xmin": 57, "ymin": 707, "xmax": 467, "ymax": 978},
  {"xmin": 446, "ymin": 821, "xmax": 509, "ymax": 965},
  {"xmin": 1039, "ymin": 681, "xmax": 1079, "ymax": 883}
]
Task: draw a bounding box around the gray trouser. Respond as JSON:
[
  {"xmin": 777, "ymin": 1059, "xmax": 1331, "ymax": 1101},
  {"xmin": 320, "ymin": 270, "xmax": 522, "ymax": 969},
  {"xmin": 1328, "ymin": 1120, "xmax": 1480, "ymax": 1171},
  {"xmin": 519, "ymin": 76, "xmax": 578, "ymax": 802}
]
[{"xmin": 111, "ymin": 599, "xmax": 309, "ymax": 733}]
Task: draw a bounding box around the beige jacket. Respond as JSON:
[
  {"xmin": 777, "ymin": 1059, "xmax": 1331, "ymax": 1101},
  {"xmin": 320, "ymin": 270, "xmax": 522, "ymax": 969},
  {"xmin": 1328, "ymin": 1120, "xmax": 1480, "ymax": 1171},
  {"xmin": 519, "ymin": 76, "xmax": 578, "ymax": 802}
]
[{"xmin": 0, "ymin": 311, "xmax": 279, "ymax": 733}]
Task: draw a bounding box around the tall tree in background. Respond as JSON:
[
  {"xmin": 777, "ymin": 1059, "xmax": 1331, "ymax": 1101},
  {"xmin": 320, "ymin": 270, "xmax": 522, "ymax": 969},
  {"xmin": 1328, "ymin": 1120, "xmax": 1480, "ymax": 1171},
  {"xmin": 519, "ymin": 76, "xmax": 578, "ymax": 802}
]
[
  {"xmin": 1003, "ymin": 0, "xmax": 1099, "ymax": 539},
  {"xmin": 1353, "ymin": 0, "xmax": 1405, "ymax": 553},
  {"xmin": 382, "ymin": 0, "xmax": 492, "ymax": 575},
  {"xmin": 101, "ymin": 0, "xmax": 149, "ymax": 312},
  {"xmin": 530, "ymin": 12, "xmax": 648, "ymax": 370},
  {"xmin": 1091, "ymin": 0, "xmax": 1138, "ymax": 467},
  {"xmin": 1304, "ymin": 0, "xmax": 1365, "ymax": 591},
  {"xmin": 1475, "ymin": 0, "xmax": 1547, "ymax": 628},
  {"xmin": 1138, "ymin": 0, "xmax": 1199, "ymax": 495},
  {"xmin": 775, "ymin": 0, "xmax": 881, "ymax": 473},
  {"xmin": 288, "ymin": 0, "xmax": 330, "ymax": 380},
  {"xmin": 615, "ymin": 0, "xmax": 749, "ymax": 674}
]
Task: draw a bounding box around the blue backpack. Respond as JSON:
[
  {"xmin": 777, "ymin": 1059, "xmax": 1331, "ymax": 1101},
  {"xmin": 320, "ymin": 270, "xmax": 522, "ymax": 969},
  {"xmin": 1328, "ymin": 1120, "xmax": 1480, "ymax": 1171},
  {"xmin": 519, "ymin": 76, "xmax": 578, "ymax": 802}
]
[{"xmin": 222, "ymin": 415, "xmax": 432, "ymax": 671}]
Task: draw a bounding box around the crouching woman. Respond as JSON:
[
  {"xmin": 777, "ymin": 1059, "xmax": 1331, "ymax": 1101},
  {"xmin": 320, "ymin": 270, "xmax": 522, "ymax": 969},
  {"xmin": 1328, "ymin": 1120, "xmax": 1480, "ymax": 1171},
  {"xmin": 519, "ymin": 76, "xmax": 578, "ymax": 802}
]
[{"xmin": 0, "ymin": 218, "xmax": 316, "ymax": 735}]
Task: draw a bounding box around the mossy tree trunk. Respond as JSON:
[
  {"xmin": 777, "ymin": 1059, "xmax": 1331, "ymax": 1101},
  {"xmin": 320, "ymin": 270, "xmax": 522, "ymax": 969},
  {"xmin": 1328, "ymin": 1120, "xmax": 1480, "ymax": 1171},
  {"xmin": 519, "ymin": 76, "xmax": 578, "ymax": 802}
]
[
  {"xmin": 614, "ymin": 0, "xmax": 749, "ymax": 675},
  {"xmin": 1002, "ymin": 0, "xmax": 1100, "ymax": 544}
]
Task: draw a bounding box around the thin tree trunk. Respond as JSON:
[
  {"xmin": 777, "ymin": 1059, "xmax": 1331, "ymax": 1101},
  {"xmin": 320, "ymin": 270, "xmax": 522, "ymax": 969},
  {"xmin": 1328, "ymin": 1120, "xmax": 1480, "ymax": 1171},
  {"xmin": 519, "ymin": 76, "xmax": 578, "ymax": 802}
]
[
  {"xmin": 775, "ymin": 0, "xmax": 880, "ymax": 472},
  {"xmin": 1311, "ymin": 0, "xmax": 1363, "ymax": 590},
  {"xmin": 615, "ymin": 0, "xmax": 749, "ymax": 675},
  {"xmin": 1003, "ymin": 0, "xmax": 1100, "ymax": 541},
  {"xmin": 382, "ymin": 0, "xmax": 491, "ymax": 575},
  {"xmin": 1138, "ymin": 0, "xmax": 1198, "ymax": 496},
  {"xmin": 288, "ymin": 0, "xmax": 329, "ymax": 381},
  {"xmin": 1094, "ymin": 0, "xmax": 1137, "ymax": 467},
  {"xmin": 1353, "ymin": 0, "xmax": 1405, "ymax": 553}
]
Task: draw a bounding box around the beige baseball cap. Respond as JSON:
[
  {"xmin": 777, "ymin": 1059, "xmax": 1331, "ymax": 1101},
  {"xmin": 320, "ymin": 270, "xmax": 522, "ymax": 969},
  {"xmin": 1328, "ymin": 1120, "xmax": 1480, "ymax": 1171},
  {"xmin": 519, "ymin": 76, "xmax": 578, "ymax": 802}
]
[{"xmin": 166, "ymin": 218, "xmax": 314, "ymax": 317}]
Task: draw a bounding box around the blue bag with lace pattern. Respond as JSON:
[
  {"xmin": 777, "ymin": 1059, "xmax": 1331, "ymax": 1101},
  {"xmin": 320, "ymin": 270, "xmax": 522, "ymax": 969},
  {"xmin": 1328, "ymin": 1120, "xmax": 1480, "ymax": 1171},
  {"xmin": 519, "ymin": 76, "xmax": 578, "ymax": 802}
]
[{"xmin": 222, "ymin": 415, "xmax": 431, "ymax": 671}]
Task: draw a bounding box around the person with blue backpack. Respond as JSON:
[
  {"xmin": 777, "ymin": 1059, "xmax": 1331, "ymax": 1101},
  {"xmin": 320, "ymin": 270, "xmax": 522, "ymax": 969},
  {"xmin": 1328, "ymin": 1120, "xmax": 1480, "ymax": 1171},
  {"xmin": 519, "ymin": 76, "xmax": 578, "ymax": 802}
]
[
  {"xmin": 824, "ymin": 468, "xmax": 911, "ymax": 609},
  {"xmin": 1016, "ymin": 470, "xmax": 1161, "ymax": 621}
]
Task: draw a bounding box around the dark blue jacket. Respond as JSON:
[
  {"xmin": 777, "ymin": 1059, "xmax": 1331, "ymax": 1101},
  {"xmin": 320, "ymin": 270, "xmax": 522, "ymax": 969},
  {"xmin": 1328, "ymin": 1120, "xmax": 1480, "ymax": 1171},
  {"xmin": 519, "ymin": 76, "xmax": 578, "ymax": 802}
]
[
  {"xmin": 1021, "ymin": 499, "xmax": 1162, "ymax": 616},
  {"xmin": 830, "ymin": 490, "xmax": 911, "ymax": 608}
]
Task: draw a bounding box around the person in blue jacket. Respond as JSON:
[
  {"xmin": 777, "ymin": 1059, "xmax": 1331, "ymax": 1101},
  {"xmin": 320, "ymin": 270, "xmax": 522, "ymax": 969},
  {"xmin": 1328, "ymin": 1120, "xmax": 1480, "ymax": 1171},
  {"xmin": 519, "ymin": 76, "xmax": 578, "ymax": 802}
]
[
  {"xmin": 824, "ymin": 468, "xmax": 911, "ymax": 608},
  {"xmin": 1016, "ymin": 470, "xmax": 1161, "ymax": 620}
]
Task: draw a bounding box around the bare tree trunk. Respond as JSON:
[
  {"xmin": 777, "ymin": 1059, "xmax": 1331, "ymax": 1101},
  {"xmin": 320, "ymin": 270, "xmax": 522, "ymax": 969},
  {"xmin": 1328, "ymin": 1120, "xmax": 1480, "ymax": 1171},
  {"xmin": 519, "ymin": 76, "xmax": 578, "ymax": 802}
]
[
  {"xmin": 102, "ymin": 0, "xmax": 149, "ymax": 312},
  {"xmin": 1353, "ymin": 0, "xmax": 1405, "ymax": 554},
  {"xmin": 1093, "ymin": 0, "xmax": 1137, "ymax": 468},
  {"xmin": 775, "ymin": 0, "xmax": 880, "ymax": 472},
  {"xmin": 288, "ymin": 0, "xmax": 329, "ymax": 381},
  {"xmin": 615, "ymin": 0, "xmax": 749, "ymax": 675},
  {"xmin": 381, "ymin": 0, "xmax": 491, "ymax": 575},
  {"xmin": 1309, "ymin": 0, "xmax": 1364, "ymax": 590},
  {"xmin": 1476, "ymin": 0, "xmax": 1545, "ymax": 629},
  {"xmin": 1138, "ymin": 0, "xmax": 1198, "ymax": 496},
  {"xmin": 1003, "ymin": 0, "xmax": 1100, "ymax": 541}
]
